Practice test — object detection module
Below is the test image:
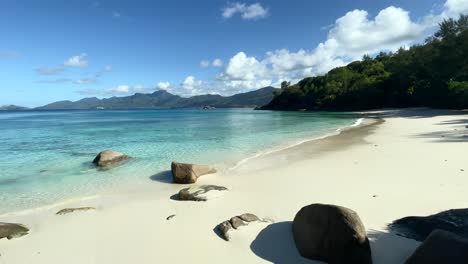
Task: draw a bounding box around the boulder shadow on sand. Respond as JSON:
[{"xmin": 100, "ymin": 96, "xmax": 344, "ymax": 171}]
[
  {"xmin": 250, "ymin": 222, "xmax": 318, "ymax": 264},
  {"xmin": 149, "ymin": 170, "xmax": 173, "ymax": 184},
  {"xmin": 367, "ymin": 230, "xmax": 420, "ymax": 264},
  {"xmin": 250, "ymin": 223, "xmax": 421, "ymax": 264}
]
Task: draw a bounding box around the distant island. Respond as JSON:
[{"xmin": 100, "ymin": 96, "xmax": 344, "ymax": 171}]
[
  {"xmin": 35, "ymin": 87, "xmax": 277, "ymax": 110},
  {"xmin": 0, "ymin": 105, "xmax": 29, "ymax": 111},
  {"xmin": 260, "ymin": 16, "xmax": 468, "ymax": 111}
]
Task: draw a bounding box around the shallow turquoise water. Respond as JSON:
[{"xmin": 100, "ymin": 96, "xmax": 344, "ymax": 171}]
[{"xmin": 0, "ymin": 109, "xmax": 359, "ymax": 213}]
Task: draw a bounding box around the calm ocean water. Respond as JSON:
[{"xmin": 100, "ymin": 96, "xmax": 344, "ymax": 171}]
[{"xmin": 0, "ymin": 109, "xmax": 359, "ymax": 214}]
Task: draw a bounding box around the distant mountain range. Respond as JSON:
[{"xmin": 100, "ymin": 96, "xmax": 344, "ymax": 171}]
[
  {"xmin": 32, "ymin": 87, "xmax": 278, "ymax": 110},
  {"xmin": 0, "ymin": 105, "xmax": 29, "ymax": 111}
]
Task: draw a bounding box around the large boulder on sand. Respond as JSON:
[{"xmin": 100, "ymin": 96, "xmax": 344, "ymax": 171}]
[
  {"xmin": 171, "ymin": 162, "xmax": 216, "ymax": 184},
  {"xmin": 0, "ymin": 223, "xmax": 29, "ymax": 240},
  {"xmin": 93, "ymin": 150, "xmax": 129, "ymax": 167},
  {"xmin": 406, "ymin": 229, "xmax": 468, "ymax": 264},
  {"xmin": 178, "ymin": 185, "xmax": 228, "ymax": 201},
  {"xmin": 292, "ymin": 204, "xmax": 372, "ymax": 264}
]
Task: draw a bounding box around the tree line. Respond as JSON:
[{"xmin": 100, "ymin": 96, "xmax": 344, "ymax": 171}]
[{"xmin": 261, "ymin": 15, "xmax": 468, "ymax": 111}]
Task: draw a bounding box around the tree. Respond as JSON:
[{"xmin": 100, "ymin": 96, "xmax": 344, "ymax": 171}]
[
  {"xmin": 281, "ymin": 81, "xmax": 291, "ymax": 89},
  {"xmin": 260, "ymin": 15, "xmax": 468, "ymax": 111}
]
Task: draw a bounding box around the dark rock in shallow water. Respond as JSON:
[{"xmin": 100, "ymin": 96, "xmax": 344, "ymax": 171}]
[
  {"xmin": 292, "ymin": 204, "xmax": 372, "ymax": 264},
  {"xmin": 0, "ymin": 223, "xmax": 29, "ymax": 240},
  {"xmin": 171, "ymin": 162, "xmax": 216, "ymax": 184},
  {"xmin": 93, "ymin": 150, "xmax": 129, "ymax": 168},
  {"xmin": 390, "ymin": 208, "xmax": 468, "ymax": 241},
  {"xmin": 56, "ymin": 207, "xmax": 96, "ymax": 215},
  {"xmin": 405, "ymin": 229, "xmax": 468, "ymax": 264},
  {"xmin": 177, "ymin": 185, "xmax": 228, "ymax": 201}
]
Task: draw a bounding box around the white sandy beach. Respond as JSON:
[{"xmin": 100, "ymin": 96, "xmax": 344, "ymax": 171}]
[{"xmin": 0, "ymin": 108, "xmax": 467, "ymax": 264}]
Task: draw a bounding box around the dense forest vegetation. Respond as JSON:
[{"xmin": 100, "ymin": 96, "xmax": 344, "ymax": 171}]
[{"xmin": 261, "ymin": 15, "xmax": 468, "ymax": 111}]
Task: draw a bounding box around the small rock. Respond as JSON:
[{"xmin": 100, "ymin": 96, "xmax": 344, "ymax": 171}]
[
  {"xmin": 239, "ymin": 213, "xmax": 260, "ymax": 222},
  {"xmin": 372, "ymin": 195, "xmax": 377, "ymax": 198},
  {"xmin": 218, "ymin": 220, "xmax": 233, "ymax": 241},
  {"xmin": 56, "ymin": 207, "xmax": 96, "ymax": 215},
  {"xmin": 230, "ymin": 217, "xmax": 247, "ymax": 229},
  {"xmin": 0, "ymin": 223, "xmax": 29, "ymax": 240},
  {"xmin": 178, "ymin": 185, "xmax": 228, "ymax": 201},
  {"xmin": 171, "ymin": 162, "xmax": 216, "ymax": 184},
  {"xmin": 166, "ymin": 214, "xmax": 176, "ymax": 221},
  {"xmin": 461, "ymin": 169, "xmax": 465, "ymax": 172},
  {"xmin": 93, "ymin": 150, "xmax": 129, "ymax": 167},
  {"xmin": 217, "ymin": 213, "xmax": 264, "ymax": 241}
]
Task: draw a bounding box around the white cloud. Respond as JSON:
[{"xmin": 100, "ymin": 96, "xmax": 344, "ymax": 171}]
[
  {"xmin": 200, "ymin": 58, "xmax": 224, "ymax": 68},
  {"xmin": 35, "ymin": 66, "xmax": 64, "ymax": 75},
  {"xmin": 444, "ymin": 0, "xmax": 468, "ymax": 17},
  {"xmin": 74, "ymin": 77, "xmax": 97, "ymax": 85},
  {"xmin": 64, "ymin": 53, "xmax": 88, "ymax": 67},
  {"xmin": 103, "ymin": 65, "xmax": 113, "ymax": 72},
  {"xmin": 78, "ymin": 85, "xmax": 153, "ymax": 96},
  {"xmin": 220, "ymin": 52, "xmax": 267, "ymax": 81},
  {"xmin": 326, "ymin": 7, "xmax": 429, "ymax": 59},
  {"xmin": 265, "ymin": 47, "xmax": 344, "ymax": 77},
  {"xmin": 243, "ymin": 3, "xmax": 269, "ymax": 19},
  {"xmin": 219, "ymin": 79, "xmax": 272, "ymax": 92},
  {"xmin": 212, "ymin": 58, "xmax": 223, "ymax": 67},
  {"xmin": 157, "ymin": 82, "xmax": 171, "ymax": 89},
  {"xmin": 223, "ymin": 3, "xmax": 244, "ymax": 18},
  {"xmin": 214, "ymin": 1, "xmax": 468, "ymax": 92},
  {"xmin": 200, "ymin": 60, "xmax": 210, "ymax": 68},
  {"xmin": 222, "ymin": 2, "xmax": 269, "ymax": 20},
  {"xmin": 113, "ymin": 85, "xmax": 131, "ymax": 93},
  {"xmin": 155, "ymin": 76, "xmax": 210, "ymax": 96},
  {"xmin": 36, "ymin": 78, "xmax": 72, "ymax": 84},
  {"xmin": 182, "ymin": 76, "xmax": 203, "ymax": 90},
  {"xmin": 112, "ymin": 11, "xmax": 121, "ymax": 18}
]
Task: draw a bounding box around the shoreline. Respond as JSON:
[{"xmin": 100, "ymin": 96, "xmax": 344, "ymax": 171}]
[
  {"xmin": 1, "ymin": 108, "xmax": 467, "ymax": 264},
  {"xmin": 0, "ymin": 114, "xmax": 365, "ymax": 217},
  {"xmin": 228, "ymin": 116, "xmax": 365, "ymax": 170}
]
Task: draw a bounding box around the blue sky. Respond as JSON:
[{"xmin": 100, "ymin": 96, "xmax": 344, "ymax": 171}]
[{"xmin": 1, "ymin": 0, "xmax": 466, "ymax": 107}]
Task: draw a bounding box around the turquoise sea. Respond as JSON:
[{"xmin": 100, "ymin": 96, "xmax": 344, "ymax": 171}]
[{"xmin": 0, "ymin": 109, "xmax": 359, "ymax": 214}]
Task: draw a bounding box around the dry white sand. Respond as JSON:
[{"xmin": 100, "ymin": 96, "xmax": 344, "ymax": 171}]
[{"xmin": 0, "ymin": 108, "xmax": 467, "ymax": 264}]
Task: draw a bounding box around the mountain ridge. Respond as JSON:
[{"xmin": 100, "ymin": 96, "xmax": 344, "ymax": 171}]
[
  {"xmin": 0, "ymin": 105, "xmax": 29, "ymax": 111},
  {"xmin": 36, "ymin": 87, "xmax": 278, "ymax": 110}
]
